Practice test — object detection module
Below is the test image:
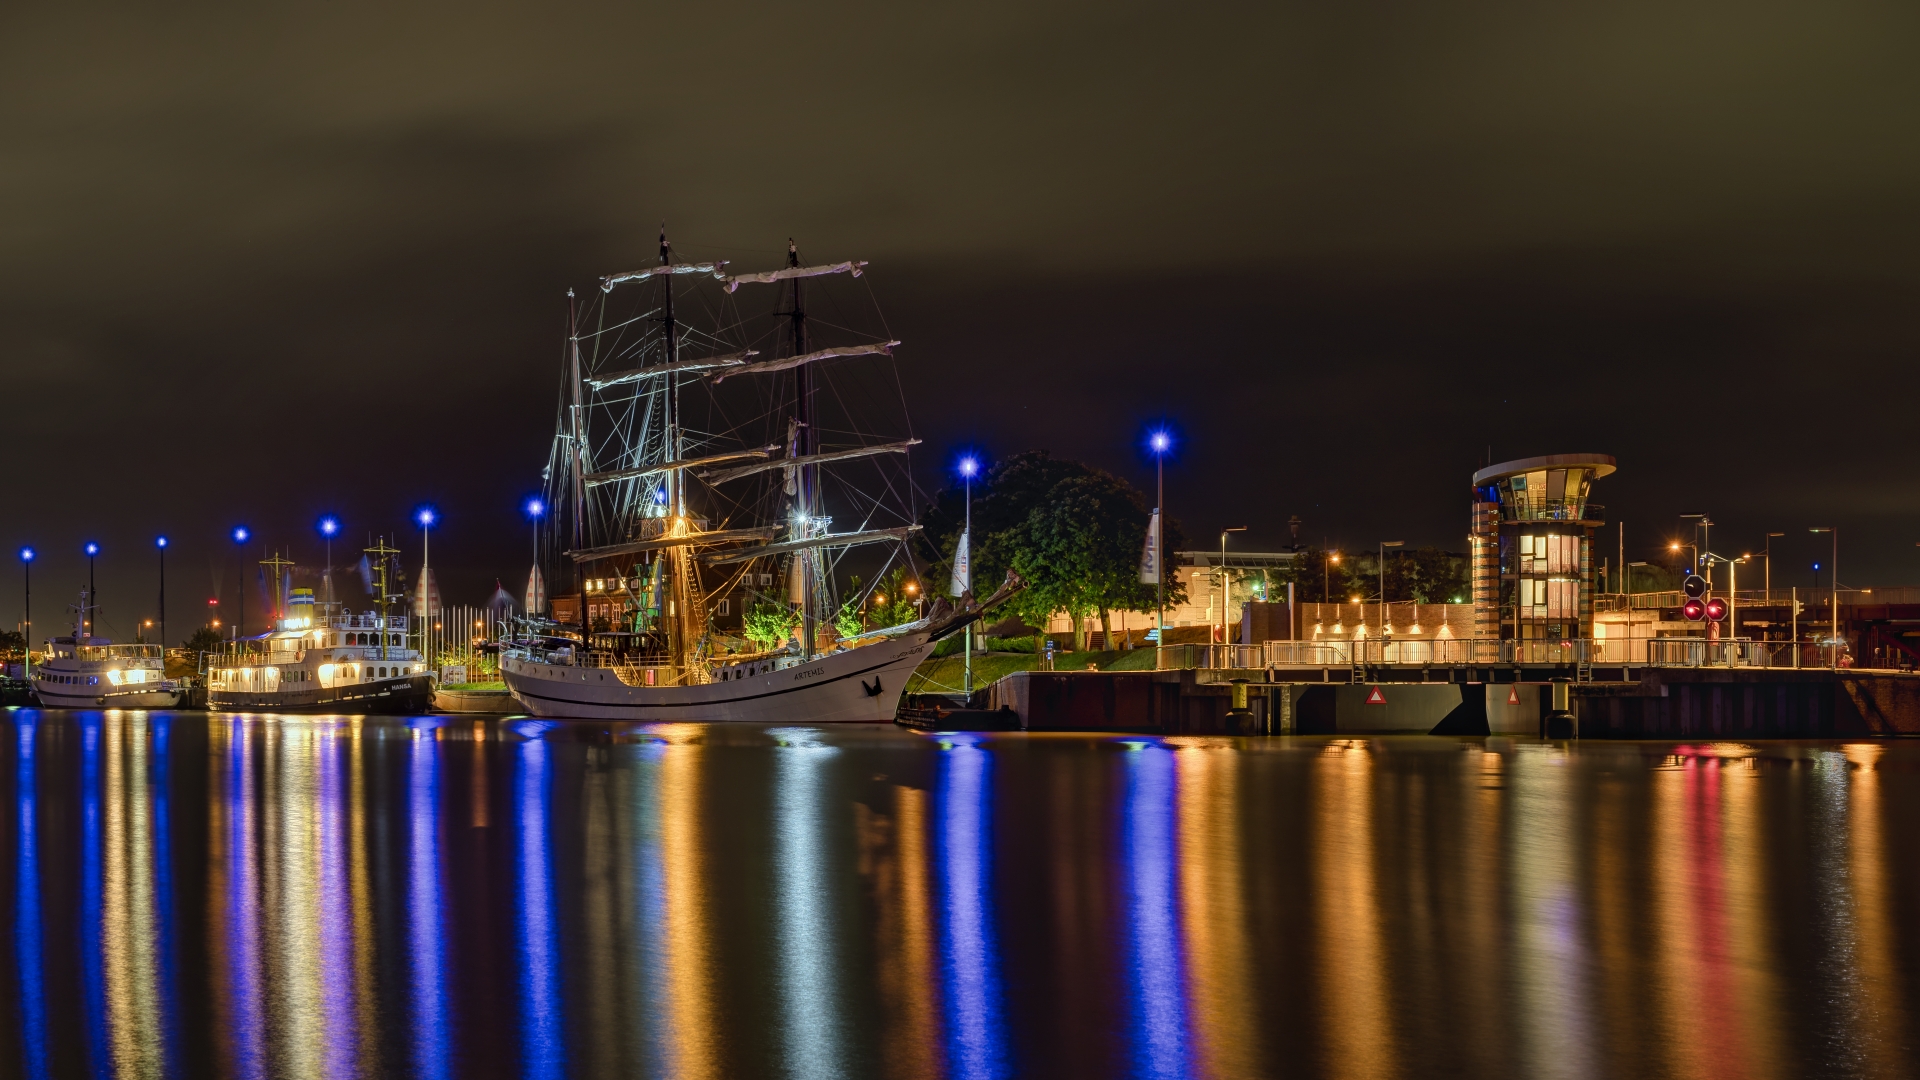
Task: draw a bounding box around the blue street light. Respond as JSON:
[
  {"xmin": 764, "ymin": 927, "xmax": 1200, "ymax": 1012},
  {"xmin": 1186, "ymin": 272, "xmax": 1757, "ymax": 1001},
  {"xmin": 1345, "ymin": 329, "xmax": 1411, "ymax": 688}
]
[
  {"xmin": 232, "ymin": 526, "xmax": 250, "ymax": 643},
  {"xmin": 18, "ymin": 548, "xmax": 32, "ymax": 679},
  {"xmin": 958, "ymin": 455, "xmax": 979, "ymax": 479},
  {"xmin": 156, "ymin": 536, "xmax": 168, "ymax": 646},
  {"xmin": 83, "ymin": 541, "xmax": 100, "ymax": 635},
  {"xmin": 1146, "ymin": 426, "xmax": 1175, "ymax": 652},
  {"xmin": 524, "ymin": 498, "xmax": 546, "ymax": 618},
  {"xmin": 417, "ymin": 507, "xmax": 437, "ymax": 631},
  {"xmin": 318, "ymin": 516, "xmax": 340, "ymax": 608}
]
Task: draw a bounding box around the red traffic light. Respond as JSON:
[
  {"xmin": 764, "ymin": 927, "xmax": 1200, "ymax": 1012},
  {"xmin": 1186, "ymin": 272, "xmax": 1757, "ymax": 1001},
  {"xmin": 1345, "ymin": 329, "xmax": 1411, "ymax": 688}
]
[
  {"xmin": 1704, "ymin": 597, "xmax": 1728, "ymax": 621},
  {"xmin": 1683, "ymin": 598, "xmax": 1707, "ymax": 621}
]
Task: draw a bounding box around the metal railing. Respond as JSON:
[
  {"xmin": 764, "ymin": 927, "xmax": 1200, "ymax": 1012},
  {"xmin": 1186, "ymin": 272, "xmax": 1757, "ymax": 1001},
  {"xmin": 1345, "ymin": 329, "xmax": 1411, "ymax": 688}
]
[
  {"xmin": 1157, "ymin": 636, "xmax": 1772, "ymax": 670},
  {"xmin": 1644, "ymin": 638, "xmax": 1772, "ymax": 668}
]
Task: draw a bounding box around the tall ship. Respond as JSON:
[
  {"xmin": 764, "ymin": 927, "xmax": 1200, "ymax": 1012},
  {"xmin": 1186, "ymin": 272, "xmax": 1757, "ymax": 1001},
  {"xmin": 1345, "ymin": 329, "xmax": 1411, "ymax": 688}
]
[
  {"xmin": 204, "ymin": 541, "xmax": 435, "ymax": 713},
  {"xmin": 501, "ymin": 232, "xmax": 1016, "ymax": 721},
  {"xmin": 31, "ymin": 590, "xmax": 184, "ymax": 709}
]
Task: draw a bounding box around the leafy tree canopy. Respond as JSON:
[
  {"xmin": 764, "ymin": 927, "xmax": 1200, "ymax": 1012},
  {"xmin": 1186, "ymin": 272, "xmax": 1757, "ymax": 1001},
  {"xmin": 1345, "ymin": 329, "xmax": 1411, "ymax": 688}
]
[{"xmin": 919, "ymin": 450, "xmax": 1186, "ymax": 627}]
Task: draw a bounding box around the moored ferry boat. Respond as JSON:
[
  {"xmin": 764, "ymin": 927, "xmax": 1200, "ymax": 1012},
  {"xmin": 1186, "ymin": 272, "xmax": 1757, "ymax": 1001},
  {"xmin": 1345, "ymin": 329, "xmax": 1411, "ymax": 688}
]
[
  {"xmin": 32, "ymin": 635, "xmax": 183, "ymax": 709},
  {"xmin": 205, "ymin": 608, "xmax": 434, "ymax": 714}
]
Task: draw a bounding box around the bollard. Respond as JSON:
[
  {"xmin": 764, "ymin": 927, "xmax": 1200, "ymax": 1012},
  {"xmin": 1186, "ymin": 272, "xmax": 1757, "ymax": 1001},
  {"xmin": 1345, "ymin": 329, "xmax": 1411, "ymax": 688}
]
[
  {"xmin": 1544, "ymin": 677, "xmax": 1578, "ymax": 739},
  {"xmin": 1226, "ymin": 677, "xmax": 1255, "ymax": 730}
]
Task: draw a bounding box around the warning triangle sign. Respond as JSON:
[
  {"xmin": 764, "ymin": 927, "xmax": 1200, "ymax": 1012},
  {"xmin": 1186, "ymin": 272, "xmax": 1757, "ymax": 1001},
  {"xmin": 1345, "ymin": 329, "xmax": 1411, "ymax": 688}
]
[
  {"xmin": 1507, "ymin": 686, "xmax": 1521, "ymax": 705},
  {"xmin": 1365, "ymin": 685, "xmax": 1386, "ymax": 705}
]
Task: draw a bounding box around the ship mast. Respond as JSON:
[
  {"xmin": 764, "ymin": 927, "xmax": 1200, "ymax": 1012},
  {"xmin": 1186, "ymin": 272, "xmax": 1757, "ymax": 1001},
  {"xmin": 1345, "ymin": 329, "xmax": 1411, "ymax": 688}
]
[
  {"xmin": 366, "ymin": 536, "xmax": 400, "ymax": 663},
  {"xmin": 790, "ymin": 238, "xmax": 820, "ymax": 660},
  {"xmin": 567, "ymin": 289, "xmax": 588, "ymax": 597},
  {"xmin": 659, "ymin": 228, "xmax": 701, "ymax": 678}
]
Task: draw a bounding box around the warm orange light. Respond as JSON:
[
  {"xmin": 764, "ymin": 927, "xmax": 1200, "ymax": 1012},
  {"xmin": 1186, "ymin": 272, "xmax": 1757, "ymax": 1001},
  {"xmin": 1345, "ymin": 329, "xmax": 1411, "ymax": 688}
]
[
  {"xmin": 1330, "ymin": 554, "xmax": 1341, "ymax": 563},
  {"xmin": 905, "ymin": 582, "xmax": 918, "ymax": 594},
  {"xmin": 1669, "ymin": 541, "xmax": 1681, "ymax": 551}
]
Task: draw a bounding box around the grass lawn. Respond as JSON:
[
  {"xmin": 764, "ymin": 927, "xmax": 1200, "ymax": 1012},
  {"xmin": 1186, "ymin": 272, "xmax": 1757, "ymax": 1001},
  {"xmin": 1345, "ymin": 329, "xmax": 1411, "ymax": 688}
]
[{"xmin": 904, "ymin": 646, "xmax": 1163, "ymax": 695}]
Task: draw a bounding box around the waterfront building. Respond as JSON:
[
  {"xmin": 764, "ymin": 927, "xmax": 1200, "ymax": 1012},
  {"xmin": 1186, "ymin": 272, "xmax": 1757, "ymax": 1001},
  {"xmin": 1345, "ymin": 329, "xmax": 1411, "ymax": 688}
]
[{"xmin": 1470, "ymin": 453, "xmax": 1614, "ymax": 648}]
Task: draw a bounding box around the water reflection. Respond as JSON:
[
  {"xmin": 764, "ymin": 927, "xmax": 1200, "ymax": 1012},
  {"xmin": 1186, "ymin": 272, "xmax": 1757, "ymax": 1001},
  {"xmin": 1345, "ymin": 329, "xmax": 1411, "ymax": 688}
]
[
  {"xmin": 1, "ymin": 715, "xmax": 1917, "ymax": 1079},
  {"xmin": 1315, "ymin": 740, "xmax": 1392, "ymax": 1080}
]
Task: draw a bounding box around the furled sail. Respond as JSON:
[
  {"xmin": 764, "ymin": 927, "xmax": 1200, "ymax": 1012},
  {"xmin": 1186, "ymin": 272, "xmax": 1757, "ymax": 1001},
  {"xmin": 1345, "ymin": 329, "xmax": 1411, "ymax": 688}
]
[
  {"xmin": 717, "ymin": 260, "xmax": 869, "ymax": 294},
  {"xmin": 587, "ymin": 351, "xmax": 758, "ymax": 390},
  {"xmin": 584, "ymin": 447, "xmax": 780, "ymax": 489},
  {"xmin": 696, "ymin": 439, "xmax": 921, "ymax": 485},
  {"xmin": 568, "ymin": 526, "xmax": 782, "ymax": 563},
  {"xmin": 700, "ymin": 525, "xmax": 923, "ymax": 567},
  {"xmin": 599, "ymin": 262, "xmax": 728, "ymax": 292},
  {"xmin": 710, "ymin": 341, "xmax": 901, "ymax": 383}
]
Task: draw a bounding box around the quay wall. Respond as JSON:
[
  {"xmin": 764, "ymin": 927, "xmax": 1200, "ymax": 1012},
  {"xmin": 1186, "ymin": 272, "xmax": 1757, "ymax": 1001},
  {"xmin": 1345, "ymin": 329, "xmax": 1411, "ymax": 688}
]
[{"xmin": 975, "ymin": 668, "xmax": 1920, "ymax": 738}]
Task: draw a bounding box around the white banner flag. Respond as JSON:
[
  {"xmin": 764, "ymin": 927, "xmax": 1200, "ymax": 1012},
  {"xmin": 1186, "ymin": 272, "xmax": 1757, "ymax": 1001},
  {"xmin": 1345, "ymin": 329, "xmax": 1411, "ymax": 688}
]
[
  {"xmin": 524, "ymin": 564, "xmax": 546, "ymax": 615},
  {"xmin": 1139, "ymin": 511, "xmax": 1161, "ymax": 584},
  {"xmin": 949, "ymin": 530, "xmax": 971, "ymax": 597}
]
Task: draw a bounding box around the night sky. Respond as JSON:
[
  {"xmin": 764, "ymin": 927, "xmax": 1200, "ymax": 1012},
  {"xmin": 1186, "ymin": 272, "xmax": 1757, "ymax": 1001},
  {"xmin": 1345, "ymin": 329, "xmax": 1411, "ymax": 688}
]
[{"xmin": 6, "ymin": 0, "xmax": 1918, "ymax": 640}]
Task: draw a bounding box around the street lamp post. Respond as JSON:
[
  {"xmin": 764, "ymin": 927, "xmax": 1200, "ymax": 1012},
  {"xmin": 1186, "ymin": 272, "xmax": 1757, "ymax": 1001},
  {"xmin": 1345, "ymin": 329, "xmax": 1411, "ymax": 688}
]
[
  {"xmin": 156, "ymin": 536, "xmax": 168, "ymax": 647},
  {"xmin": 232, "ymin": 527, "xmax": 250, "ymax": 651},
  {"xmin": 525, "ymin": 499, "xmax": 546, "ymax": 618},
  {"xmin": 319, "ymin": 517, "xmax": 340, "ymax": 611},
  {"xmin": 1219, "ymin": 526, "xmax": 1247, "ymax": 648},
  {"xmin": 417, "ymin": 508, "xmax": 437, "ymax": 664},
  {"xmin": 959, "ymin": 457, "xmax": 978, "ymax": 697},
  {"xmin": 84, "ymin": 541, "xmax": 99, "ymax": 638},
  {"xmin": 1811, "ymin": 527, "xmax": 1837, "ymax": 667},
  {"xmin": 18, "ymin": 548, "xmax": 32, "ymax": 680},
  {"xmin": 1379, "ymin": 540, "xmax": 1405, "ymax": 647},
  {"xmin": 1149, "ymin": 431, "xmax": 1170, "ymax": 662},
  {"xmin": 1326, "ymin": 552, "xmax": 1339, "ymax": 605}
]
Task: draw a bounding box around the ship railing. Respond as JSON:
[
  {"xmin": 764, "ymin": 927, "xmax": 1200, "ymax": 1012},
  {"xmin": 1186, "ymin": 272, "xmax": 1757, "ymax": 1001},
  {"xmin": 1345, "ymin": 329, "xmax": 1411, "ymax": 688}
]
[{"xmin": 320, "ymin": 614, "xmax": 411, "ymax": 631}]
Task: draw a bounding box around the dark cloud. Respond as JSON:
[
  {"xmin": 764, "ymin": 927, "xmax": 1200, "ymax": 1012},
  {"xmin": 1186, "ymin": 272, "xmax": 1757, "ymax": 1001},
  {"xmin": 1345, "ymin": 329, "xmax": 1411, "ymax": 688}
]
[{"xmin": 4, "ymin": 0, "xmax": 1917, "ymax": 634}]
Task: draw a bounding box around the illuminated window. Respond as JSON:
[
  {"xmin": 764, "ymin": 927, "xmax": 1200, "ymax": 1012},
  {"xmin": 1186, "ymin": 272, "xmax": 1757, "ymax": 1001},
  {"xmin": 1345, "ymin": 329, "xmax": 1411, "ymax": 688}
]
[{"xmin": 716, "ymin": 599, "xmax": 730, "ymax": 616}]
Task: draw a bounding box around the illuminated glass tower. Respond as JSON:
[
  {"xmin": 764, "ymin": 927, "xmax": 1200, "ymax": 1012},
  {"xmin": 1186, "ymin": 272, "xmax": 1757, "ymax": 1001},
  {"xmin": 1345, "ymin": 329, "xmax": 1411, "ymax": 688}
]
[{"xmin": 1471, "ymin": 454, "xmax": 1614, "ymax": 645}]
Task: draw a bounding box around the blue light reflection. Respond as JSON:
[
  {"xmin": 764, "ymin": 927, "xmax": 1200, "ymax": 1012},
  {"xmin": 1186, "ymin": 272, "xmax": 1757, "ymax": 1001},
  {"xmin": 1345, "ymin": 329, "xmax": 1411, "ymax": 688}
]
[
  {"xmin": 938, "ymin": 734, "xmax": 1007, "ymax": 1080},
  {"xmin": 1122, "ymin": 739, "xmax": 1189, "ymax": 1079},
  {"xmin": 517, "ymin": 735, "xmax": 565, "ymax": 1078},
  {"xmin": 14, "ymin": 720, "xmax": 48, "ymax": 1080}
]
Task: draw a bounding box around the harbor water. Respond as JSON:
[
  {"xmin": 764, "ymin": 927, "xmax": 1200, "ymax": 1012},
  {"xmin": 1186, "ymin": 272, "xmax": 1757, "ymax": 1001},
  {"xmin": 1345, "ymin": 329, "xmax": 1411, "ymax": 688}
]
[{"xmin": 0, "ymin": 712, "xmax": 1915, "ymax": 1078}]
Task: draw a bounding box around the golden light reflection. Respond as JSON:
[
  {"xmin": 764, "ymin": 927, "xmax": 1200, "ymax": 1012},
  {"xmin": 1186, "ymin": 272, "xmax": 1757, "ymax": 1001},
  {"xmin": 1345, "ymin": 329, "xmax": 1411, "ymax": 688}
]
[
  {"xmin": 1720, "ymin": 745, "xmax": 1785, "ymax": 1080},
  {"xmin": 1171, "ymin": 739, "xmax": 1259, "ymax": 1080},
  {"xmin": 859, "ymin": 786, "xmax": 941, "ymax": 1077},
  {"xmin": 1315, "ymin": 740, "xmax": 1393, "ymax": 1080},
  {"xmin": 1843, "ymin": 744, "xmax": 1906, "ymax": 1075},
  {"xmin": 660, "ymin": 726, "xmax": 717, "ymax": 1080},
  {"xmin": 102, "ymin": 714, "xmax": 164, "ymax": 1079}
]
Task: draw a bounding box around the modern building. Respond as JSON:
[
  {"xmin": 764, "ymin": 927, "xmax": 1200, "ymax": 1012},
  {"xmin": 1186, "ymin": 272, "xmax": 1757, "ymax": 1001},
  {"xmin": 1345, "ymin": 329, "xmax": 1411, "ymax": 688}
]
[{"xmin": 1470, "ymin": 453, "xmax": 1614, "ymax": 647}]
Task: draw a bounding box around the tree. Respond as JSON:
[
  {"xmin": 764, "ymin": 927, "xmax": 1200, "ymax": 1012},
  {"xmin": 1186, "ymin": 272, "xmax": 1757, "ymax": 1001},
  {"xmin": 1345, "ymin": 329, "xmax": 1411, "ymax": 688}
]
[
  {"xmin": 940, "ymin": 458, "xmax": 1185, "ymax": 651},
  {"xmin": 742, "ymin": 603, "xmax": 801, "ymax": 652},
  {"xmin": 180, "ymin": 626, "xmax": 224, "ymax": 655},
  {"xmin": 0, "ymin": 630, "xmax": 23, "ymax": 658}
]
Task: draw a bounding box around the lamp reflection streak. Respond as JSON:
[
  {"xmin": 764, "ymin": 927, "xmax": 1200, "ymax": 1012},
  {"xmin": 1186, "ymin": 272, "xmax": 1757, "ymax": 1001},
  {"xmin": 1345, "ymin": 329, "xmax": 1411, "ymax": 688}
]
[
  {"xmin": 775, "ymin": 732, "xmax": 845, "ymax": 1079},
  {"xmin": 517, "ymin": 736, "xmax": 565, "ymax": 1078},
  {"xmin": 1508, "ymin": 747, "xmax": 1595, "ymax": 1080},
  {"xmin": 1123, "ymin": 740, "xmax": 1187, "ymax": 1080},
  {"xmin": 1173, "ymin": 741, "xmax": 1257, "ymax": 1080},
  {"xmin": 658, "ymin": 728, "xmax": 716, "ymax": 1080},
  {"xmin": 1315, "ymin": 741, "xmax": 1391, "ymax": 1080},
  {"xmin": 890, "ymin": 785, "xmax": 942, "ymax": 1077},
  {"xmin": 316, "ymin": 726, "xmax": 359, "ymax": 1078},
  {"xmin": 14, "ymin": 722, "xmax": 48, "ymax": 1080},
  {"xmin": 81, "ymin": 720, "xmax": 110, "ymax": 1075},
  {"xmin": 409, "ymin": 729, "xmax": 450, "ymax": 1080},
  {"xmin": 939, "ymin": 736, "xmax": 1006, "ymax": 1080},
  {"xmin": 1841, "ymin": 745, "xmax": 1906, "ymax": 1074}
]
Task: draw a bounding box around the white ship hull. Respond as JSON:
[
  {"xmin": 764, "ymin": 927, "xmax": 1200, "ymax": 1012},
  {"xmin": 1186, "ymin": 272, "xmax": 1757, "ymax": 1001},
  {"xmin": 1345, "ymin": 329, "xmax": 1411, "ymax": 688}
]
[
  {"xmin": 31, "ymin": 686, "xmax": 183, "ymax": 710},
  {"xmin": 502, "ymin": 632, "xmax": 931, "ymax": 722}
]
